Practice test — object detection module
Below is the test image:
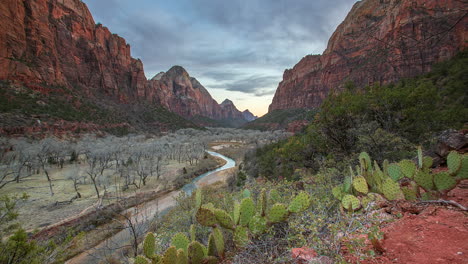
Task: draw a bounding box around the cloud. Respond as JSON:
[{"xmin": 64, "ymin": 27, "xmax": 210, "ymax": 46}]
[{"xmin": 82, "ymin": 0, "xmax": 357, "ymax": 112}]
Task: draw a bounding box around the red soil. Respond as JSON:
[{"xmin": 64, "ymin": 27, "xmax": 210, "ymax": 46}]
[{"xmin": 346, "ymin": 181, "xmax": 468, "ymax": 264}]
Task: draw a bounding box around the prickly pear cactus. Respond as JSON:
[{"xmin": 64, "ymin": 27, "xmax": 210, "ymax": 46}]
[
  {"xmin": 269, "ymin": 189, "xmax": 280, "ymax": 203},
  {"xmin": 422, "ymin": 156, "xmax": 433, "ymax": 170},
  {"xmin": 387, "ymin": 164, "xmax": 403, "ymax": 181},
  {"xmin": 190, "ymin": 224, "xmax": 196, "ymax": 242},
  {"xmin": 134, "ymin": 256, "xmax": 150, "ymax": 264},
  {"xmin": 360, "ymin": 195, "xmax": 372, "ymax": 209},
  {"xmin": 434, "ymin": 172, "xmax": 457, "ymax": 191},
  {"xmin": 447, "ymin": 151, "xmax": 462, "ymax": 175},
  {"xmin": 203, "ymin": 256, "xmax": 218, "ymax": 264},
  {"xmin": 268, "ymin": 203, "xmax": 288, "ymax": 223},
  {"xmin": 418, "ymin": 146, "xmax": 423, "ymax": 169},
  {"xmin": 382, "ymin": 178, "xmax": 404, "ymax": 201},
  {"xmin": 188, "ymin": 241, "xmax": 206, "ymax": 264},
  {"xmin": 233, "ymin": 226, "xmax": 250, "ymax": 248},
  {"xmin": 359, "ymin": 152, "xmax": 372, "ymax": 171},
  {"xmin": 233, "ymin": 202, "xmax": 240, "ymax": 225},
  {"xmin": 399, "ymin": 160, "xmax": 416, "ymax": 179},
  {"xmin": 258, "ymin": 188, "xmax": 267, "ymax": 216},
  {"xmin": 288, "ymin": 191, "xmax": 311, "ymax": 213},
  {"xmin": 172, "ymin": 232, "xmax": 190, "ymax": 253},
  {"xmin": 242, "ymin": 189, "xmax": 251, "ymax": 198},
  {"xmin": 352, "ymin": 176, "xmax": 368, "ymax": 194},
  {"xmin": 207, "ymin": 233, "xmax": 216, "ymax": 257},
  {"xmin": 196, "ymin": 207, "xmax": 217, "ymax": 227},
  {"xmin": 214, "ymin": 209, "xmax": 234, "ymax": 230},
  {"xmin": 343, "ymin": 176, "xmax": 352, "ymax": 193},
  {"xmin": 177, "ymin": 249, "xmax": 188, "ymax": 264},
  {"xmin": 249, "ymin": 215, "xmax": 267, "ymax": 235},
  {"xmin": 195, "ymin": 189, "xmax": 202, "ymax": 209},
  {"xmin": 341, "ymin": 194, "xmax": 361, "ymax": 211},
  {"xmin": 332, "ymin": 185, "xmax": 344, "ymax": 200},
  {"xmin": 239, "ymin": 197, "xmax": 255, "ymax": 226},
  {"xmin": 143, "ymin": 233, "xmax": 156, "ymax": 258},
  {"xmin": 458, "ymin": 155, "xmax": 468, "ymax": 179},
  {"xmin": 212, "ymin": 227, "xmax": 225, "ymax": 258},
  {"xmin": 401, "ymin": 183, "xmax": 418, "ymax": 201},
  {"xmin": 414, "ymin": 170, "xmax": 434, "ymax": 191},
  {"xmin": 161, "ymin": 246, "xmax": 178, "ymax": 264}
]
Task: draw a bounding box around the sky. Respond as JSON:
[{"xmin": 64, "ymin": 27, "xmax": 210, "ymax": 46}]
[{"xmin": 83, "ymin": 0, "xmax": 357, "ymax": 117}]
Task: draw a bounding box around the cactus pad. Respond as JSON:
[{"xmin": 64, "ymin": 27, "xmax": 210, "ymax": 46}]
[
  {"xmin": 233, "ymin": 226, "xmax": 250, "ymax": 248},
  {"xmin": 288, "ymin": 191, "xmax": 311, "ymax": 213},
  {"xmin": 269, "ymin": 189, "xmax": 280, "ymax": 203},
  {"xmin": 233, "ymin": 202, "xmax": 240, "ymax": 225},
  {"xmin": 258, "ymin": 188, "xmax": 267, "ymax": 216},
  {"xmin": 188, "ymin": 241, "xmax": 206, "ymax": 264},
  {"xmin": 422, "ymin": 156, "xmax": 433, "ymax": 169},
  {"xmin": 399, "ymin": 160, "xmax": 416, "ymax": 179},
  {"xmin": 268, "ymin": 203, "xmax": 288, "ymax": 223},
  {"xmin": 214, "ymin": 209, "xmax": 234, "ymax": 230},
  {"xmin": 414, "ymin": 170, "xmax": 434, "ymax": 191},
  {"xmin": 332, "ymin": 185, "xmax": 344, "ymax": 200},
  {"xmin": 434, "ymin": 172, "xmax": 456, "ymax": 191},
  {"xmin": 177, "ymin": 249, "xmax": 188, "ymax": 264},
  {"xmin": 203, "ymin": 256, "xmax": 218, "ymax": 264},
  {"xmin": 343, "ymin": 176, "xmax": 352, "ymax": 193},
  {"xmin": 196, "ymin": 207, "xmax": 217, "ymax": 227},
  {"xmin": 360, "ymin": 196, "xmax": 372, "ymax": 209},
  {"xmin": 195, "ymin": 189, "xmax": 202, "ymax": 209},
  {"xmin": 418, "ymin": 146, "xmax": 423, "ymax": 168},
  {"xmin": 239, "ymin": 198, "xmax": 255, "ymax": 226},
  {"xmin": 212, "ymin": 227, "xmax": 225, "ymax": 258},
  {"xmin": 387, "ymin": 164, "xmax": 403, "ymax": 181},
  {"xmin": 457, "ymin": 155, "xmax": 468, "ymax": 179},
  {"xmin": 134, "ymin": 256, "xmax": 150, "ymax": 264},
  {"xmin": 447, "ymin": 151, "xmax": 462, "ymax": 175},
  {"xmin": 341, "ymin": 194, "xmax": 361, "ymax": 211},
  {"xmin": 420, "ymin": 191, "xmax": 439, "ymax": 201},
  {"xmin": 161, "ymin": 246, "xmax": 178, "ymax": 264},
  {"xmin": 243, "ymin": 189, "xmax": 251, "ymax": 198},
  {"xmin": 352, "ymin": 176, "xmax": 368, "ymax": 194},
  {"xmin": 401, "ymin": 185, "xmax": 418, "ymax": 201},
  {"xmin": 249, "ymin": 215, "xmax": 267, "ymax": 235},
  {"xmin": 202, "ymin": 203, "xmax": 215, "ymax": 210},
  {"xmin": 382, "ymin": 178, "xmax": 404, "ymax": 200},
  {"xmin": 190, "ymin": 224, "xmax": 196, "ymax": 242},
  {"xmin": 207, "ymin": 233, "xmax": 216, "ymax": 257},
  {"xmin": 143, "ymin": 233, "xmax": 155, "ymax": 258},
  {"xmin": 359, "ymin": 152, "xmax": 372, "ymax": 171},
  {"xmin": 172, "ymin": 232, "xmax": 190, "ymax": 253}
]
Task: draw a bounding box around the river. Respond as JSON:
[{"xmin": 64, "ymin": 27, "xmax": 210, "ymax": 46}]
[{"xmin": 66, "ymin": 150, "xmax": 235, "ymax": 264}]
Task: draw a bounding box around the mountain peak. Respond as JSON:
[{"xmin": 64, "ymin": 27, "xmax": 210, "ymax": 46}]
[
  {"xmin": 242, "ymin": 109, "xmax": 257, "ymax": 121},
  {"xmin": 151, "ymin": 72, "xmax": 165, "ymax": 81},
  {"xmin": 221, "ymin": 99, "xmax": 234, "ymax": 105},
  {"xmin": 166, "ymin": 65, "xmax": 189, "ymax": 77}
]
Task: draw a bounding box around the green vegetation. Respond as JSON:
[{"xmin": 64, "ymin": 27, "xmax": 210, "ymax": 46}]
[
  {"xmin": 245, "ymin": 51, "xmax": 468, "ymax": 180},
  {"xmin": 333, "ymin": 149, "xmax": 467, "ymax": 211},
  {"xmin": 243, "ymin": 108, "xmax": 316, "ymax": 131}
]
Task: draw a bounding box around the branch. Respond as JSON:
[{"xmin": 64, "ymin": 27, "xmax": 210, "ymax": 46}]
[{"xmin": 417, "ymin": 199, "xmax": 467, "ymax": 211}]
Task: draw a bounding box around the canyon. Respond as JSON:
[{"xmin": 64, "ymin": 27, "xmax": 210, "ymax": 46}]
[
  {"xmin": 269, "ymin": 0, "xmax": 467, "ymax": 112},
  {"xmin": 0, "ymin": 0, "xmax": 250, "ymax": 130}
]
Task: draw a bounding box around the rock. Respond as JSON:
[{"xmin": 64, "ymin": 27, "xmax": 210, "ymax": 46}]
[
  {"xmin": 242, "ymin": 109, "xmax": 257, "ymax": 122},
  {"xmin": 291, "ymin": 247, "xmax": 318, "ymax": 263},
  {"xmin": 269, "ymin": 0, "xmax": 467, "ymax": 112},
  {"xmin": 0, "ymin": 0, "xmax": 248, "ymax": 128},
  {"xmin": 426, "ymin": 129, "xmax": 468, "ymax": 167}
]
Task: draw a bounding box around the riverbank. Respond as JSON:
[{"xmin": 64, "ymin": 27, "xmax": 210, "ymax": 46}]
[{"xmin": 64, "ymin": 150, "xmax": 236, "ymax": 264}]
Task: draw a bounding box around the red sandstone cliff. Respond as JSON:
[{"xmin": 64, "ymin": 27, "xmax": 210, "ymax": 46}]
[
  {"xmin": 0, "ymin": 0, "xmax": 247, "ymax": 126},
  {"xmin": 269, "ymin": 0, "xmax": 467, "ymax": 111}
]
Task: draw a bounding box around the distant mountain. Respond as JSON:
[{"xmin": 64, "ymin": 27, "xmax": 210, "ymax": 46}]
[
  {"xmin": 242, "ymin": 110, "xmax": 257, "ymax": 122},
  {"xmin": 0, "ymin": 0, "xmax": 249, "ymax": 134},
  {"xmin": 269, "ymin": 0, "xmax": 467, "ymax": 112}
]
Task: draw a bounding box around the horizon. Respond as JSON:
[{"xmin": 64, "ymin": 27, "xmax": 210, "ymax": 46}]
[{"xmin": 82, "ymin": 0, "xmax": 357, "ymax": 117}]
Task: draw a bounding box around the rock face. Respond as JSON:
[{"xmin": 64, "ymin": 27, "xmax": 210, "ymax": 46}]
[
  {"xmin": 220, "ymin": 99, "xmax": 244, "ymax": 120},
  {"xmin": 269, "ymin": 0, "xmax": 467, "ymax": 111},
  {"xmin": 242, "ymin": 110, "xmax": 257, "ymax": 122},
  {"xmin": 0, "ymin": 0, "xmax": 247, "ymax": 125}
]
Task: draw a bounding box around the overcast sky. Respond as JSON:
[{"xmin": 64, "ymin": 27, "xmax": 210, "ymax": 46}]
[{"xmin": 83, "ymin": 0, "xmax": 357, "ymax": 116}]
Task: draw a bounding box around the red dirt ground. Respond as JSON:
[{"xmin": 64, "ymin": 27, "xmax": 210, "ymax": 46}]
[{"xmin": 346, "ymin": 180, "xmax": 468, "ymax": 264}]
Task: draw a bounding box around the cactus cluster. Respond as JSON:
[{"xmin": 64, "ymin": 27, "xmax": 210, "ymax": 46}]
[
  {"xmin": 333, "ymin": 149, "xmax": 467, "ymax": 211},
  {"xmin": 134, "ymin": 188, "xmax": 312, "ymax": 263}
]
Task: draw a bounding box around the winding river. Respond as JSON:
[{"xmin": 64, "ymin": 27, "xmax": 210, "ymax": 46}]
[{"xmin": 66, "ymin": 151, "xmax": 235, "ymax": 264}]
